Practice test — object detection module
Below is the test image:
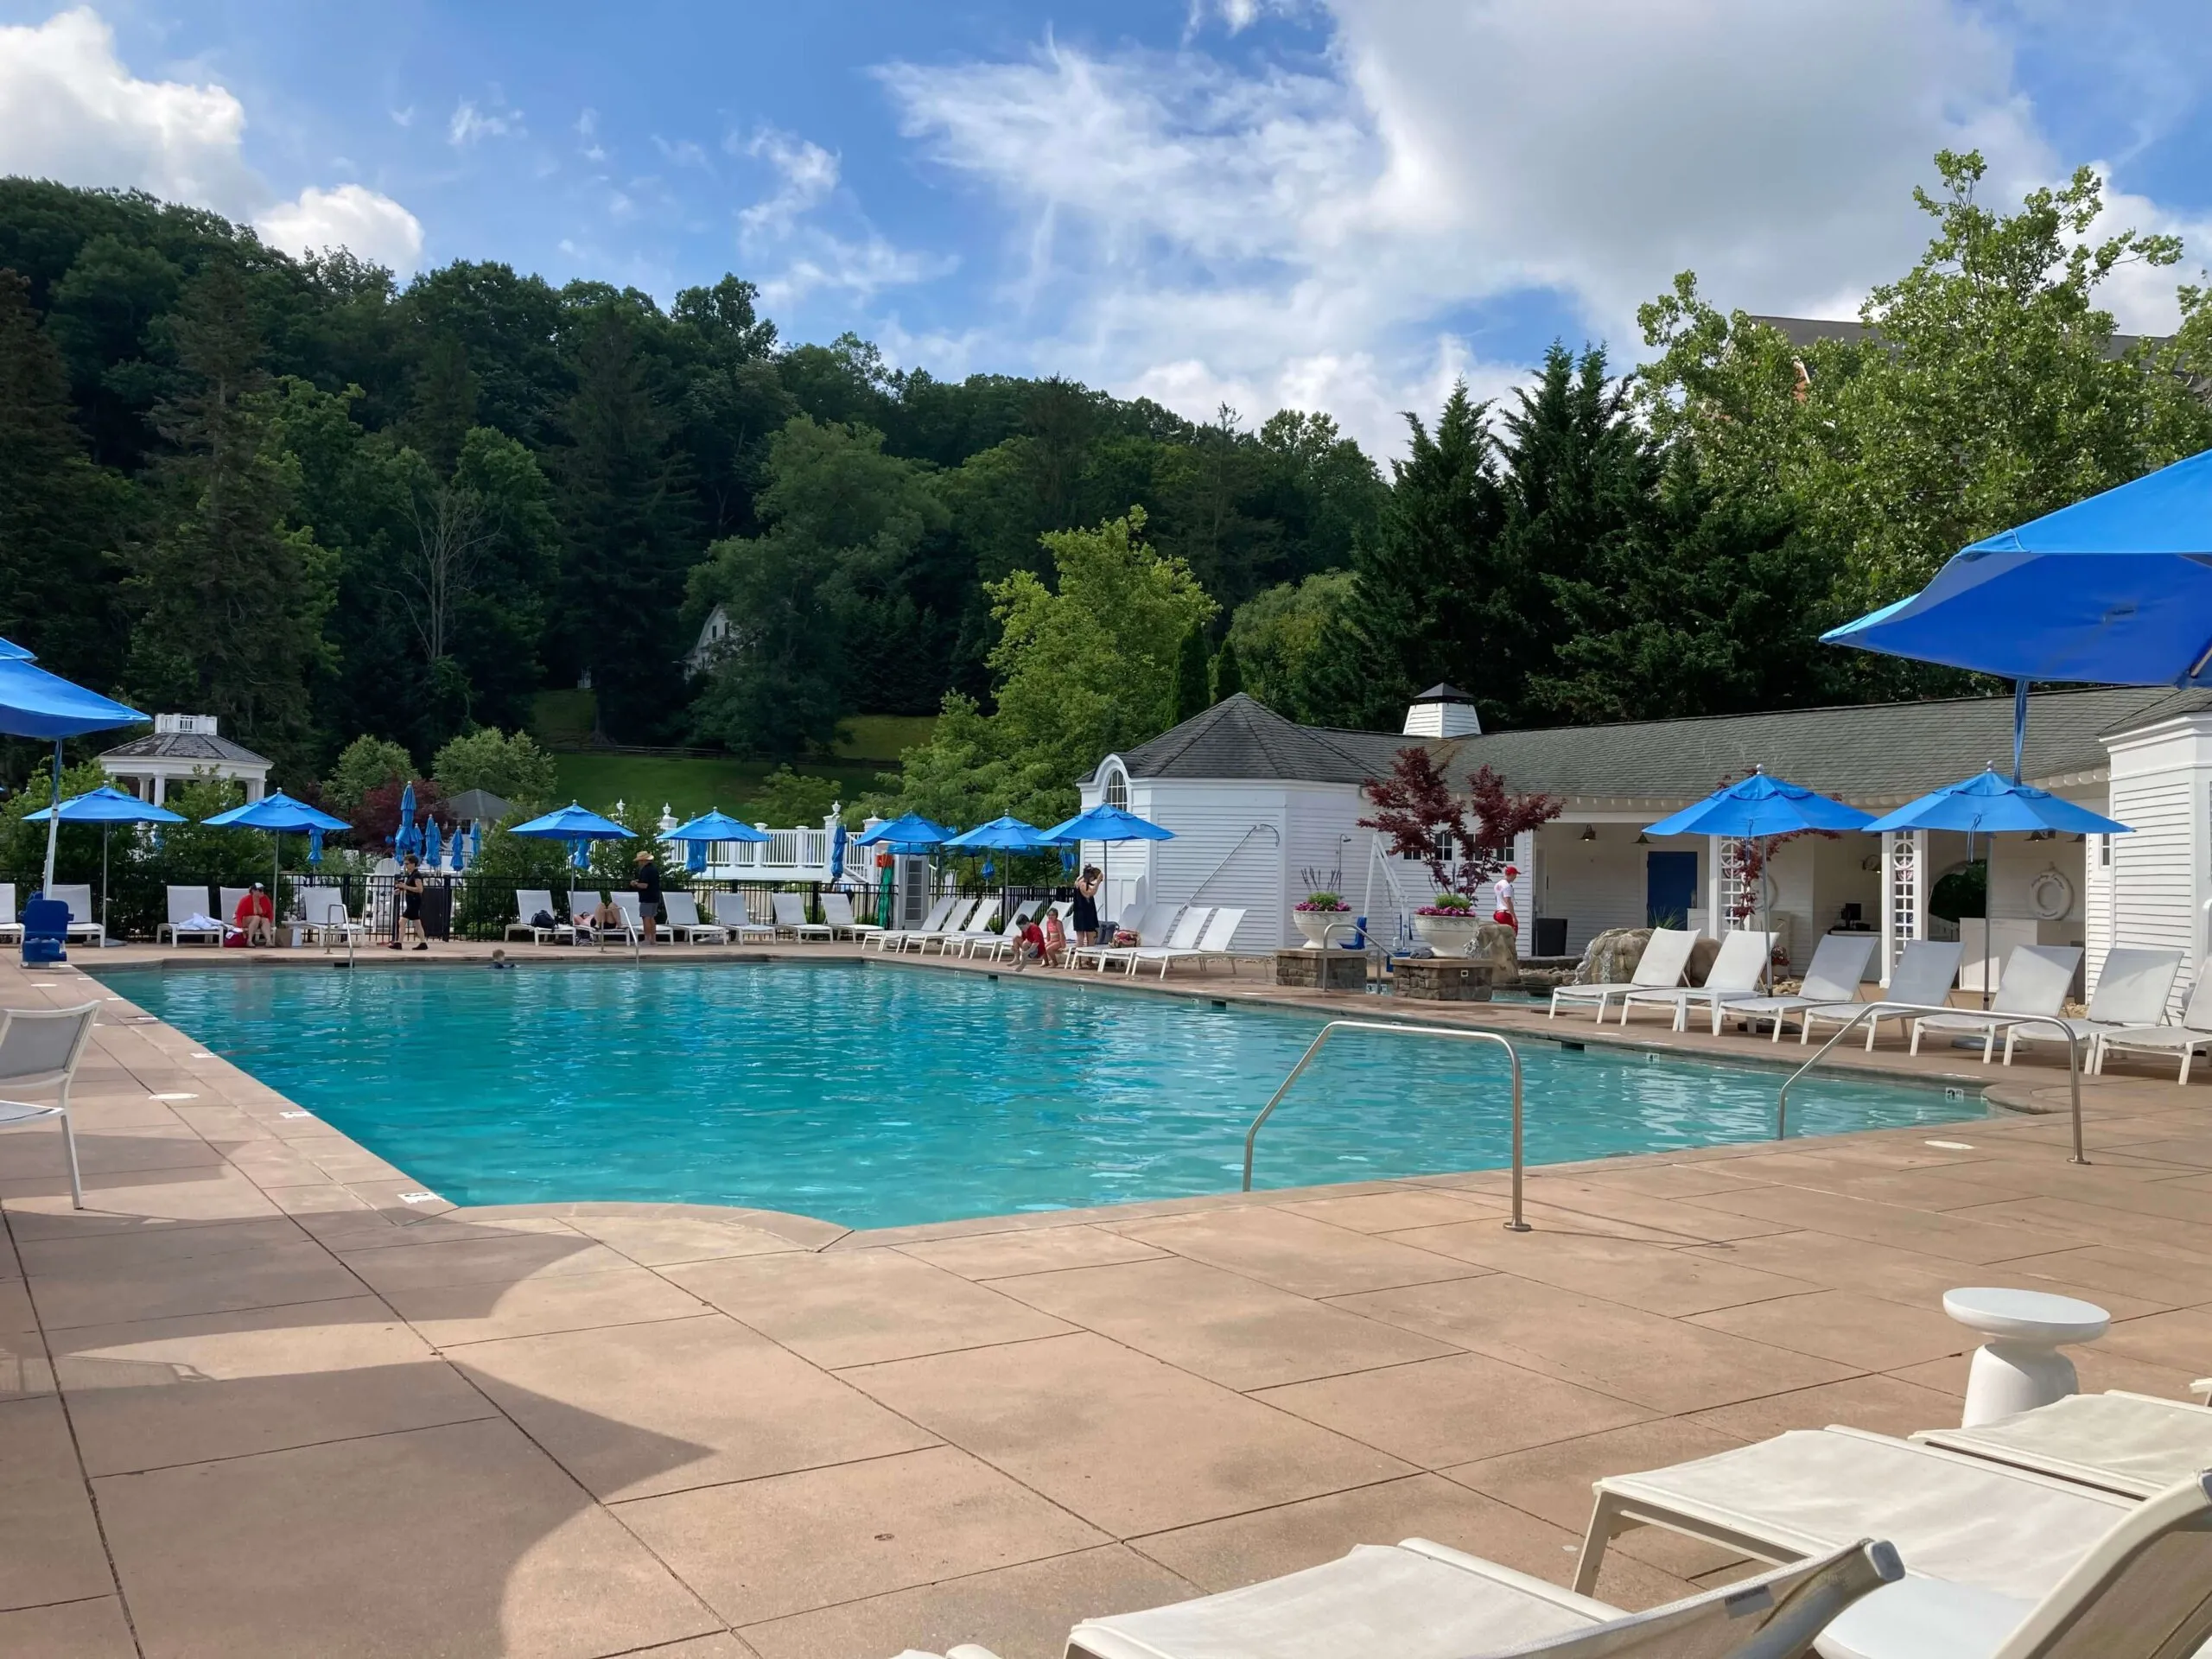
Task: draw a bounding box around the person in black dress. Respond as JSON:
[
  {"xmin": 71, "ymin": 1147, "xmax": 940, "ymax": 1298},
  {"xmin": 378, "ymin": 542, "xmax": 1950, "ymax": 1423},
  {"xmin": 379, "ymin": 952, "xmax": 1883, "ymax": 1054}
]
[
  {"xmin": 1070, "ymin": 865, "xmax": 1103, "ymax": 946},
  {"xmin": 631, "ymin": 849, "xmax": 664, "ymax": 945},
  {"xmin": 391, "ymin": 854, "xmax": 427, "ymax": 951}
]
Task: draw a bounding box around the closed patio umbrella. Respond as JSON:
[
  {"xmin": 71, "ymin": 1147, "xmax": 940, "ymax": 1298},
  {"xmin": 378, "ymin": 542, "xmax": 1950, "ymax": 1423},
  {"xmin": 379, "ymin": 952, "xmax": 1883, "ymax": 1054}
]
[
  {"xmin": 0, "ymin": 636, "xmax": 148, "ymax": 896},
  {"xmin": 26, "ymin": 785, "xmax": 185, "ymax": 939}
]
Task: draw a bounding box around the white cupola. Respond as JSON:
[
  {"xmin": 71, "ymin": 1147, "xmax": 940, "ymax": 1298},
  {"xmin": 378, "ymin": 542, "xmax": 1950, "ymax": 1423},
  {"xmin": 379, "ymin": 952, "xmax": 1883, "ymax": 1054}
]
[{"xmin": 1402, "ymin": 683, "xmax": 1481, "ymax": 739}]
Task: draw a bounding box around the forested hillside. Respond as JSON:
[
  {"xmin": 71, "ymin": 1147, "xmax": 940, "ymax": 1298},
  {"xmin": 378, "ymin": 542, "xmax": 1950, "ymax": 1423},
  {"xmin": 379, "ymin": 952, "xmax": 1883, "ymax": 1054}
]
[{"xmin": 4, "ymin": 153, "xmax": 2209, "ymax": 821}]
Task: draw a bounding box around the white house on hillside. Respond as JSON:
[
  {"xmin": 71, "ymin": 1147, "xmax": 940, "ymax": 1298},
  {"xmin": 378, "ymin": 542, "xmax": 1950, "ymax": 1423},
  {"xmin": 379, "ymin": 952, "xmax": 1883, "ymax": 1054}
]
[{"xmin": 1077, "ymin": 684, "xmax": 2212, "ymax": 1014}]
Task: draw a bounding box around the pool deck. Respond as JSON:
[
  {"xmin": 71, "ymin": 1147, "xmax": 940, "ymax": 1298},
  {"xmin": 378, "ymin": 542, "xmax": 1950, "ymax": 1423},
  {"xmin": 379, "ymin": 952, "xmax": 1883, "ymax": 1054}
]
[{"xmin": 7, "ymin": 941, "xmax": 2212, "ymax": 1657}]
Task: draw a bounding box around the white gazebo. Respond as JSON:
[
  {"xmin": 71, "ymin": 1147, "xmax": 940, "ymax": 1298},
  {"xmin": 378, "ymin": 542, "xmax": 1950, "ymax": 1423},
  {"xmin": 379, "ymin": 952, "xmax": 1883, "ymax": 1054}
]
[{"xmin": 99, "ymin": 714, "xmax": 270, "ymax": 806}]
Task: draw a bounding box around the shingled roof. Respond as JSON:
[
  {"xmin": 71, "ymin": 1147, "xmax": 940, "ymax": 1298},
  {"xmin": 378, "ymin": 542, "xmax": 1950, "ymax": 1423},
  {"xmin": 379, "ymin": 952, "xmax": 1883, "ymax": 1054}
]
[
  {"xmin": 99, "ymin": 728, "xmax": 270, "ymax": 766},
  {"xmin": 1115, "ymin": 686, "xmax": 2212, "ymax": 808}
]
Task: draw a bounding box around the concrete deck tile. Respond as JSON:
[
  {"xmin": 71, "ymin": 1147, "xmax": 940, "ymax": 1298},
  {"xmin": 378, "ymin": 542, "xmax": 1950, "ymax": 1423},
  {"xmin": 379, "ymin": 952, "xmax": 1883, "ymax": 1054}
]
[
  {"xmin": 1274, "ymin": 1187, "xmax": 1509, "ymax": 1233},
  {"xmin": 1687, "ymin": 1289, "xmax": 1970, "ymax": 1370},
  {"xmin": 1442, "ymin": 1419, "xmax": 1756, "ymax": 1585},
  {"xmin": 664, "ymin": 1249, "xmax": 1073, "ymax": 1369},
  {"xmin": 893, "ymin": 1224, "xmax": 1169, "ymax": 1280},
  {"xmin": 1678, "ymin": 1229, "xmax": 2174, "ymax": 1321},
  {"xmin": 1998, "ymin": 1243, "xmax": 2212, "ymax": 1308},
  {"xmin": 0, "ymin": 1598, "xmax": 138, "ymax": 1657},
  {"xmin": 0, "ymin": 1275, "xmax": 32, "ymax": 1334},
  {"xmin": 29, "ymin": 1236, "xmax": 366, "ymax": 1331},
  {"xmin": 734, "ymin": 1542, "xmax": 1193, "ymax": 1659},
  {"xmin": 1252, "ymin": 1352, "xmax": 1653, "ymax": 1465},
  {"xmin": 2095, "ymin": 1306, "xmax": 2212, "ymax": 1373},
  {"xmin": 1941, "ymin": 1194, "xmax": 2212, "ymax": 1263},
  {"xmin": 1128, "ymin": 1471, "xmax": 1581, "ymax": 1592},
  {"xmin": 454, "ymin": 1313, "xmax": 938, "ymax": 1502},
  {"xmin": 994, "ymin": 1256, "xmax": 1459, "ymax": 1390},
  {"xmin": 1378, "ymin": 1226, "xmax": 1812, "ymax": 1318},
  {"xmin": 1114, "ymin": 1207, "xmax": 1479, "ymax": 1299},
  {"xmin": 337, "ymin": 1230, "xmax": 631, "ymax": 1294},
  {"xmin": 0, "ymin": 1327, "xmax": 53, "ymax": 1398},
  {"xmin": 1888, "ymin": 1344, "xmax": 2205, "ymax": 1402},
  {"xmin": 1683, "ymin": 1373, "xmax": 1973, "ymax": 1443},
  {"xmin": 1332, "ymin": 1274, "xmax": 1855, "ymax": 1414},
  {"xmin": 1544, "ymin": 1162, "xmax": 1770, "ymax": 1201},
  {"xmin": 1513, "ymin": 1180, "xmax": 1796, "ymax": 1243},
  {"xmin": 1, "ymin": 1167, "xmax": 285, "ymax": 1235},
  {"xmin": 1675, "ymin": 1185, "xmax": 2056, "ymax": 1262},
  {"xmin": 621, "ymin": 1637, "xmax": 757, "ymax": 1659},
  {"xmin": 620, "ymin": 1442, "xmax": 1109, "ymax": 1626},
  {"xmin": 0, "ymin": 1471, "xmax": 112, "ymax": 1611},
  {"xmin": 556, "ymin": 1214, "xmax": 807, "ymax": 1268},
  {"xmin": 844, "ymin": 1332, "xmax": 1413, "ymax": 1535},
  {"xmin": 0, "ymin": 1123, "xmax": 226, "ymax": 1180},
  {"xmin": 96, "ymin": 1417, "xmax": 719, "ymax": 1659},
  {"xmin": 53, "ymin": 1300, "xmax": 493, "ymax": 1475},
  {"xmin": 17, "ymin": 1215, "xmax": 310, "ymax": 1277},
  {"xmin": 388, "ymin": 1264, "xmax": 714, "ymax": 1346}
]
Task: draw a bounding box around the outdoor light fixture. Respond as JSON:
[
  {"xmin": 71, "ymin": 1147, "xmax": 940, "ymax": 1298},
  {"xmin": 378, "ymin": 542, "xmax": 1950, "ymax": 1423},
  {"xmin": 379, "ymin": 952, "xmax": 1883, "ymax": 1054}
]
[
  {"xmin": 1635, "ymin": 832, "xmax": 1649, "ymax": 845},
  {"xmin": 1580, "ymin": 825, "xmax": 1597, "ymax": 842}
]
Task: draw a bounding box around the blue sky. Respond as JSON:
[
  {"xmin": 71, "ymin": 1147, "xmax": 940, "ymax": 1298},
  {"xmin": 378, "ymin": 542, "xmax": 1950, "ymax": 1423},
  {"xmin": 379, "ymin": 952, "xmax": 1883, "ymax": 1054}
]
[{"xmin": 5, "ymin": 1, "xmax": 2211, "ymax": 454}]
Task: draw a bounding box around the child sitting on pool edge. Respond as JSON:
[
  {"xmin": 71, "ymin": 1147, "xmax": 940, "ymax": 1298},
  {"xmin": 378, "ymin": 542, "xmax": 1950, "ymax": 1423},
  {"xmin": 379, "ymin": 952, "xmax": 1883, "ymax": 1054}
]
[
  {"xmin": 1039, "ymin": 908, "xmax": 1068, "ymax": 968},
  {"xmin": 1012, "ymin": 912, "xmax": 1048, "ymax": 970}
]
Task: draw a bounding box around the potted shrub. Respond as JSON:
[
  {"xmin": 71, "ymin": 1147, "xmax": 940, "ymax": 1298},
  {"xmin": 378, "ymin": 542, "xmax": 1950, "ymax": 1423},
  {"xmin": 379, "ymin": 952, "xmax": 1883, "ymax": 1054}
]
[
  {"xmin": 1293, "ymin": 891, "xmax": 1351, "ymax": 948},
  {"xmin": 1414, "ymin": 892, "xmax": 1485, "ymax": 956}
]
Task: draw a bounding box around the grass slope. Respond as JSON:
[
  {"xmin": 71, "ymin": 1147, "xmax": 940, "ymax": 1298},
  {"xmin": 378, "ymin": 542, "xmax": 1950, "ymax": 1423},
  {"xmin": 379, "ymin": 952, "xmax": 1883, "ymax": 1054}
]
[{"xmin": 550, "ymin": 753, "xmax": 894, "ymax": 822}]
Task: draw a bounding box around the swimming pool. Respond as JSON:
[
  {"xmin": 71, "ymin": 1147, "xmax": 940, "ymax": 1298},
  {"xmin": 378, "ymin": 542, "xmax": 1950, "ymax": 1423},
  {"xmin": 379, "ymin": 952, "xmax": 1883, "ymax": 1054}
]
[{"xmin": 99, "ymin": 963, "xmax": 1986, "ymax": 1230}]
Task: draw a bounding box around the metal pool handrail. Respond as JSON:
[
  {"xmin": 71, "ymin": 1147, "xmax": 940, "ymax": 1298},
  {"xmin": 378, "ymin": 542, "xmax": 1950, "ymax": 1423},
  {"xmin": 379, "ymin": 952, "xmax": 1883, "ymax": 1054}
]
[
  {"xmin": 1775, "ymin": 1001, "xmax": 2086, "ymax": 1164},
  {"xmin": 1242, "ymin": 1018, "xmax": 1530, "ymax": 1231}
]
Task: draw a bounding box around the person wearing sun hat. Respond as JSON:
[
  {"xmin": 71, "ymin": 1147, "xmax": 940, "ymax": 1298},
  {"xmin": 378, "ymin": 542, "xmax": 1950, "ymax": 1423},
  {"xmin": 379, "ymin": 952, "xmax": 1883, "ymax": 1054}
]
[{"xmin": 630, "ymin": 848, "xmax": 664, "ymax": 945}]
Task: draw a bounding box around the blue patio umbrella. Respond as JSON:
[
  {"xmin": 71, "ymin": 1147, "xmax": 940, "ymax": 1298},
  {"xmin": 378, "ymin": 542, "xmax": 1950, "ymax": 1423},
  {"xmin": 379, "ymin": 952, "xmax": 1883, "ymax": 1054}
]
[
  {"xmin": 510, "ymin": 801, "xmax": 635, "ymax": 878},
  {"xmin": 852, "ymin": 811, "xmax": 953, "ymax": 850},
  {"xmin": 26, "ymin": 785, "xmax": 184, "ymax": 938},
  {"xmin": 393, "ymin": 782, "xmax": 420, "ymax": 858},
  {"xmin": 666, "ymin": 810, "xmax": 771, "ymax": 876},
  {"xmin": 423, "ymin": 814, "xmax": 443, "ymax": 871},
  {"xmin": 0, "ymin": 635, "xmax": 148, "ymax": 894},
  {"xmin": 1043, "ymin": 804, "xmax": 1174, "ymax": 936},
  {"xmin": 944, "ymin": 815, "xmax": 1052, "ymax": 852},
  {"xmin": 1644, "ymin": 772, "xmax": 1871, "ymax": 990},
  {"xmin": 203, "ymin": 791, "xmax": 352, "ymax": 907},
  {"xmin": 1823, "ymin": 447, "xmax": 2212, "ymax": 779}
]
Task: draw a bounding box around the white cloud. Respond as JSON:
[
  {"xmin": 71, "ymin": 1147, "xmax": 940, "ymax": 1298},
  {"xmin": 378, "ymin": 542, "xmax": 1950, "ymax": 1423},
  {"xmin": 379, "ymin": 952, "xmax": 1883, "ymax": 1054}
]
[
  {"xmin": 735, "ymin": 126, "xmax": 946, "ymax": 308},
  {"xmin": 738, "ymin": 128, "xmax": 840, "ymax": 237},
  {"xmin": 874, "ymin": 0, "xmax": 2183, "ymax": 454},
  {"xmin": 448, "ymin": 96, "xmax": 523, "ymax": 147},
  {"xmin": 0, "ymin": 7, "xmax": 257, "ymax": 207},
  {"xmin": 0, "ymin": 7, "xmax": 427, "ymax": 276},
  {"xmin": 257, "ymin": 182, "xmax": 424, "ymax": 275}
]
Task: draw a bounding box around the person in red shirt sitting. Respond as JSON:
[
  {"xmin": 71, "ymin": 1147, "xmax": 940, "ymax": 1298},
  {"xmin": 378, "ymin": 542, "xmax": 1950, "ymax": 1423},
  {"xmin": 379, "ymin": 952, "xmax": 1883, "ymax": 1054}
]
[{"xmin": 233, "ymin": 882, "xmax": 275, "ymax": 946}]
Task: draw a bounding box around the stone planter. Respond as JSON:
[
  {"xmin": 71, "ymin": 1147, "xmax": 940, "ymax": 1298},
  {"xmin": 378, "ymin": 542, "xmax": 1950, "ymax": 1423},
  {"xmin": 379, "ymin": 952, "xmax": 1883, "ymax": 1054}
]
[
  {"xmin": 1393, "ymin": 957, "xmax": 1495, "ymax": 1001},
  {"xmin": 1275, "ymin": 948, "xmax": 1368, "ymax": 992},
  {"xmin": 1293, "ymin": 909, "xmax": 1352, "ymax": 949},
  {"xmin": 1413, "ymin": 912, "xmax": 1484, "ymax": 956}
]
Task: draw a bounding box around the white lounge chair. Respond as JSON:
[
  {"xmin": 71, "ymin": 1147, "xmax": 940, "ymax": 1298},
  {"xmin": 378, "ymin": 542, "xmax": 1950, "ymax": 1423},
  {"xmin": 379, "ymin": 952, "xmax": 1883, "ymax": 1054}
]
[
  {"xmin": 0, "ymin": 883, "xmax": 17, "ymax": 944},
  {"xmin": 934, "ymin": 897, "xmax": 1003, "ymax": 957},
  {"xmin": 1815, "ymin": 1467, "xmax": 2212, "ymax": 1659},
  {"xmin": 1574, "ymin": 1425, "xmax": 2135, "ymax": 1604},
  {"xmin": 1912, "ymin": 1390, "xmax": 2212, "ymax": 1499},
  {"xmin": 1119, "ymin": 906, "xmax": 1211, "ymax": 977},
  {"xmin": 505, "ymin": 889, "xmax": 572, "ymax": 945},
  {"xmin": 910, "ymin": 1535, "xmax": 1899, "ymax": 1659},
  {"xmin": 48, "ymin": 883, "xmax": 103, "ymax": 947},
  {"xmin": 2004, "ymin": 946, "xmax": 2182, "ymax": 1065},
  {"xmin": 870, "ymin": 893, "xmax": 957, "ymax": 953},
  {"xmin": 821, "ymin": 890, "xmax": 880, "ymax": 942},
  {"xmin": 2094, "ymin": 972, "xmax": 2212, "ymax": 1082},
  {"xmin": 1159, "ymin": 905, "xmax": 1250, "ymax": 978},
  {"xmin": 1797, "ymin": 938, "xmax": 1966, "ymax": 1050},
  {"xmin": 219, "ymin": 886, "xmax": 250, "ymax": 936},
  {"xmin": 709, "ymin": 891, "xmax": 777, "ymax": 944},
  {"xmin": 1618, "ymin": 930, "xmax": 1771, "ymax": 1030},
  {"xmin": 900, "ymin": 896, "xmax": 982, "ymax": 955},
  {"xmin": 770, "ymin": 891, "xmax": 832, "ymax": 942},
  {"xmin": 1910, "ymin": 945, "xmax": 2084, "ymax": 1063},
  {"xmin": 1548, "ymin": 928, "xmax": 1698, "ymax": 1023},
  {"xmin": 300, "ymin": 890, "xmax": 367, "ymax": 950},
  {"xmin": 157, "ymin": 885, "xmax": 223, "ymax": 946},
  {"xmin": 660, "ymin": 891, "xmax": 728, "ymax": 944},
  {"xmin": 1075, "ymin": 902, "xmax": 1174, "ymax": 971},
  {"xmin": 1719, "ymin": 932, "xmax": 1878, "ymax": 1040},
  {"xmin": 0, "ymin": 1001, "xmax": 99, "ymax": 1210},
  {"xmin": 958, "ymin": 898, "xmax": 1034, "ymax": 959}
]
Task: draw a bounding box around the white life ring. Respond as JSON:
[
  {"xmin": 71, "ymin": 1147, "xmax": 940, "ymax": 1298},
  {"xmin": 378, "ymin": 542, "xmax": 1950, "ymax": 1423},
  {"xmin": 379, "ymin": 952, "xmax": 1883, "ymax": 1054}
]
[{"xmin": 2028, "ymin": 867, "xmax": 2074, "ymax": 922}]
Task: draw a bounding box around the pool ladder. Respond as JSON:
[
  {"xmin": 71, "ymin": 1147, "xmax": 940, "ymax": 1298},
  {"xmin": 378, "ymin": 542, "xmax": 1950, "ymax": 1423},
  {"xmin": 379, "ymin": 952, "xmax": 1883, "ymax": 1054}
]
[{"xmin": 1243, "ymin": 1019, "xmax": 1529, "ymax": 1231}]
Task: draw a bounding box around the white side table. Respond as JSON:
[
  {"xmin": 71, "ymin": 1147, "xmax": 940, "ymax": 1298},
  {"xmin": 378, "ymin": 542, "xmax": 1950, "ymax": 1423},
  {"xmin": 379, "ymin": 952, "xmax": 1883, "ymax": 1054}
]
[{"xmin": 1942, "ymin": 1287, "xmax": 2110, "ymax": 1427}]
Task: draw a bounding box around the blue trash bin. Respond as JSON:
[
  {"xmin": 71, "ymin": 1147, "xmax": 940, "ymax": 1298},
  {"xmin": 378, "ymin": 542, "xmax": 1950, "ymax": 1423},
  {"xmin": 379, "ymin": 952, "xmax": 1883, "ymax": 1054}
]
[{"xmin": 21, "ymin": 893, "xmax": 67, "ymax": 965}]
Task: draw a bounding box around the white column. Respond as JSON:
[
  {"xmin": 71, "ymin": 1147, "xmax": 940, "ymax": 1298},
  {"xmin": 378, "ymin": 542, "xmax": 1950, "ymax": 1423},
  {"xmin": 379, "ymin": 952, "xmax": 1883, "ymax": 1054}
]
[
  {"xmin": 1704, "ymin": 835, "xmax": 1726, "ymax": 936},
  {"xmin": 1880, "ymin": 829, "xmax": 1926, "ymax": 987},
  {"xmin": 1511, "ymin": 829, "xmax": 1535, "ymax": 957}
]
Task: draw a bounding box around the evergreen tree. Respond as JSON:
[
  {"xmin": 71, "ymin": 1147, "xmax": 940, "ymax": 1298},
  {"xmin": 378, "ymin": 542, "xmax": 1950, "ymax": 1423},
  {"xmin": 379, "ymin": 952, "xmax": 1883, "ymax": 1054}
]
[
  {"xmin": 1210, "ymin": 635, "xmax": 1243, "ymax": 702},
  {"xmin": 554, "ymin": 305, "xmax": 697, "ymax": 740},
  {"xmin": 0, "ymin": 269, "xmax": 130, "ymax": 688},
  {"xmin": 126, "ymin": 261, "xmax": 334, "ymax": 768},
  {"xmin": 1312, "ymin": 383, "xmax": 1503, "ymax": 728},
  {"xmin": 1171, "ymin": 621, "xmax": 1211, "ymax": 724}
]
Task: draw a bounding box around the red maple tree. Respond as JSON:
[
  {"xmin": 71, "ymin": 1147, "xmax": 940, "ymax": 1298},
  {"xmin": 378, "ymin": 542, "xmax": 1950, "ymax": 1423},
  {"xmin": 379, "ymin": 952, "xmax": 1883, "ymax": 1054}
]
[{"xmin": 1359, "ymin": 749, "xmax": 1560, "ymax": 900}]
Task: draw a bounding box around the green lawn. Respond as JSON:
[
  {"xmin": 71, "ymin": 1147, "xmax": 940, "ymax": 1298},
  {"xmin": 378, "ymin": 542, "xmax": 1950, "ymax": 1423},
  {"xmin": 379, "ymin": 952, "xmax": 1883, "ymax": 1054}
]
[
  {"xmin": 550, "ymin": 752, "xmax": 892, "ymax": 822},
  {"xmin": 835, "ymin": 713, "xmax": 936, "ymax": 761}
]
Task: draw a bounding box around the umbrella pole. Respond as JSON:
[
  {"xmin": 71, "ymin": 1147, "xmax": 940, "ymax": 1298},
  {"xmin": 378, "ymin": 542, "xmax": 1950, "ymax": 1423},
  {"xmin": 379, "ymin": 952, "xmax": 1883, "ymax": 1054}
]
[
  {"xmin": 101, "ymin": 823, "xmax": 110, "ymax": 943},
  {"xmin": 2012, "ymin": 680, "xmax": 2029, "ymax": 785},
  {"xmin": 40, "ymin": 738, "xmax": 60, "ymax": 894}
]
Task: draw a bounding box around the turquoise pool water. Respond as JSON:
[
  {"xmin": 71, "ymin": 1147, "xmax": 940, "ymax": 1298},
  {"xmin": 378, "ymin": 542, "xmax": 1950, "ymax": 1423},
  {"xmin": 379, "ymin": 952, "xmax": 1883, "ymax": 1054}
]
[{"xmin": 99, "ymin": 963, "xmax": 1986, "ymax": 1230}]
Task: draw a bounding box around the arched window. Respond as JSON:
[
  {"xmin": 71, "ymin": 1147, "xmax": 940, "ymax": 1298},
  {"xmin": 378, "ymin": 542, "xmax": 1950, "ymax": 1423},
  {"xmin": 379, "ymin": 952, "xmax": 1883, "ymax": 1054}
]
[{"xmin": 1103, "ymin": 764, "xmax": 1128, "ymax": 810}]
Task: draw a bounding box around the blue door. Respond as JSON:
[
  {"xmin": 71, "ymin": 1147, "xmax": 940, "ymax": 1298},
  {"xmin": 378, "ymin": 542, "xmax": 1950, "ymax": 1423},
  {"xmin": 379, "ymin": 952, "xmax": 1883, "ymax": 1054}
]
[{"xmin": 1646, "ymin": 851, "xmax": 1697, "ymax": 928}]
